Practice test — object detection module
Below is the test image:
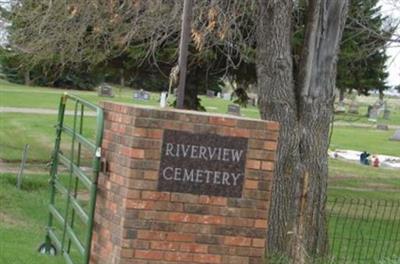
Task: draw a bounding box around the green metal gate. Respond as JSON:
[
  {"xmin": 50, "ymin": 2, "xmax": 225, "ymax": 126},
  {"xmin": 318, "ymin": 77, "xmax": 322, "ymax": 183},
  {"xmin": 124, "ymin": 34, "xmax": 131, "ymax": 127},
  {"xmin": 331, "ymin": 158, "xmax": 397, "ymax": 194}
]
[{"xmin": 39, "ymin": 93, "xmax": 104, "ymax": 264}]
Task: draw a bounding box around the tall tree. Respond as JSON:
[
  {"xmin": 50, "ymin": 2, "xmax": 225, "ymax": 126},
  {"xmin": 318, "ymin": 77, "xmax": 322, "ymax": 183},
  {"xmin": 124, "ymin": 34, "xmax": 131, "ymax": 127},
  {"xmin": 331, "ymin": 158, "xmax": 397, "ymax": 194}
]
[
  {"xmin": 257, "ymin": 0, "xmax": 349, "ymax": 262},
  {"xmin": 2, "ymin": 1, "xmax": 257, "ymax": 105},
  {"xmin": 337, "ymin": 0, "xmax": 392, "ymax": 100}
]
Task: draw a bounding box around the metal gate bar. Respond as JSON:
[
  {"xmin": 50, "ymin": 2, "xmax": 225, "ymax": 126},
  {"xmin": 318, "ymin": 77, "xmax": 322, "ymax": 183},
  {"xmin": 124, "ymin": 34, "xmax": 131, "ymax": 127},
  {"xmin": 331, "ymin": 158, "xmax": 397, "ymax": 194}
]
[{"xmin": 41, "ymin": 93, "xmax": 104, "ymax": 264}]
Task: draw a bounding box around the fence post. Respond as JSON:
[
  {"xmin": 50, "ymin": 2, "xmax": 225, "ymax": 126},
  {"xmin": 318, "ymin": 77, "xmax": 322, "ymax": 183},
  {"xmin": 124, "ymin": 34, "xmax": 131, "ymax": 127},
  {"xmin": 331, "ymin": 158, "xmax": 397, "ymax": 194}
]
[{"xmin": 16, "ymin": 144, "xmax": 29, "ymax": 189}]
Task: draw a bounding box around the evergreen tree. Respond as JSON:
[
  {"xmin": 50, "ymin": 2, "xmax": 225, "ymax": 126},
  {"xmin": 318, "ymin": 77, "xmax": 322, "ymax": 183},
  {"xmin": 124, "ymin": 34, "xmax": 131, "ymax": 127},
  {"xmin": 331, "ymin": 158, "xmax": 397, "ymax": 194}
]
[{"xmin": 337, "ymin": 0, "xmax": 392, "ymax": 100}]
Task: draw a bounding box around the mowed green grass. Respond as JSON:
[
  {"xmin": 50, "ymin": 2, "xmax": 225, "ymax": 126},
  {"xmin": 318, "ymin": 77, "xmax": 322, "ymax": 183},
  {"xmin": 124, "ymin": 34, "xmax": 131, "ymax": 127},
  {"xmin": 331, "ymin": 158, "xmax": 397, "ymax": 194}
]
[
  {"xmin": 0, "ymin": 161, "xmax": 399, "ymax": 264},
  {"xmin": 334, "ymin": 95, "xmax": 400, "ymax": 126},
  {"xmin": 326, "ymin": 159, "xmax": 400, "ymax": 263},
  {"xmin": 1, "ymin": 80, "xmax": 399, "ymax": 161},
  {"xmin": 1, "ymin": 80, "xmax": 400, "ymax": 263},
  {"xmin": 330, "ymin": 126, "xmax": 399, "ymax": 157},
  {"xmin": 0, "ymin": 113, "xmax": 97, "ymax": 162},
  {"xmin": 0, "ymin": 173, "xmax": 64, "ymax": 264},
  {"xmin": 0, "ymin": 80, "xmax": 261, "ymax": 118},
  {"xmin": 1, "ymin": 113, "xmax": 399, "ymax": 162}
]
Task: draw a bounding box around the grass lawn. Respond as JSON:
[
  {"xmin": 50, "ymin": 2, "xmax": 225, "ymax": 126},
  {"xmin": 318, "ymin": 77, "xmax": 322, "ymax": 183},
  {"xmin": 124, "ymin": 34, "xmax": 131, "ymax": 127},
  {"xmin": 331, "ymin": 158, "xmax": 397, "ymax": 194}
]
[
  {"xmin": 326, "ymin": 159, "xmax": 400, "ymax": 262},
  {"xmin": 1, "ymin": 160, "xmax": 399, "ymax": 264},
  {"xmin": 335, "ymin": 95, "xmax": 400, "ymax": 126},
  {"xmin": 1, "ymin": 115, "xmax": 399, "ymax": 163},
  {"xmin": 0, "ymin": 113, "xmax": 97, "ymax": 162},
  {"xmin": 0, "ymin": 80, "xmax": 261, "ymax": 118},
  {"xmin": 330, "ymin": 126, "xmax": 400, "ymax": 156},
  {"xmin": 1, "ymin": 80, "xmax": 400, "ymax": 263},
  {"xmin": 328, "ymin": 159, "xmax": 400, "ymax": 201},
  {"xmin": 0, "ymin": 173, "xmax": 64, "ymax": 264}
]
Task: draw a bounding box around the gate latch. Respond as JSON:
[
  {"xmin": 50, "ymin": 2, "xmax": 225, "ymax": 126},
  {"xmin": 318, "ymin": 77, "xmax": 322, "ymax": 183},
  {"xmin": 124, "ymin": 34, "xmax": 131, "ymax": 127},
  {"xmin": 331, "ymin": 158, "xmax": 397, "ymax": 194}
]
[{"xmin": 100, "ymin": 158, "xmax": 109, "ymax": 176}]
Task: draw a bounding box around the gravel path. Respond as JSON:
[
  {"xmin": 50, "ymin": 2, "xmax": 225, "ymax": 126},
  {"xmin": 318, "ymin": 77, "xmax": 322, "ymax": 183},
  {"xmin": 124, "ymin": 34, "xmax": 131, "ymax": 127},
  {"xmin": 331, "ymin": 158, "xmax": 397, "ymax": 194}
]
[
  {"xmin": 0, "ymin": 160, "xmax": 48, "ymax": 174},
  {"xmin": 1, "ymin": 107, "xmax": 399, "ymax": 129},
  {"xmin": 0, "ymin": 107, "xmax": 97, "ymax": 116}
]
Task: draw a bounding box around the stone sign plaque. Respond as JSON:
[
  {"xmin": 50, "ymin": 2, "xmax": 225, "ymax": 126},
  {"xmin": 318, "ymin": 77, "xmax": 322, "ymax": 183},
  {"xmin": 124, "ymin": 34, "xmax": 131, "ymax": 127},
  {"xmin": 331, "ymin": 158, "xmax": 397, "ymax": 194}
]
[{"xmin": 158, "ymin": 129, "xmax": 248, "ymax": 198}]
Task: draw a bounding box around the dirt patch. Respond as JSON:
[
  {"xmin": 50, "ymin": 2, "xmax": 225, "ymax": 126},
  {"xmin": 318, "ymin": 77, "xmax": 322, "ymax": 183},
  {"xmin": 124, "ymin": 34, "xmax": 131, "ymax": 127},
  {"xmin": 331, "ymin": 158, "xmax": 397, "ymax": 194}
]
[
  {"xmin": 0, "ymin": 212, "xmax": 31, "ymax": 228},
  {"xmin": 362, "ymin": 182, "xmax": 400, "ymax": 190},
  {"xmin": 0, "ymin": 160, "xmax": 49, "ymax": 174},
  {"xmin": 329, "ymin": 186, "xmax": 400, "ymax": 192},
  {"xmin": 76, "ymin": 191, "xmax": 90, "ymax": 202}
]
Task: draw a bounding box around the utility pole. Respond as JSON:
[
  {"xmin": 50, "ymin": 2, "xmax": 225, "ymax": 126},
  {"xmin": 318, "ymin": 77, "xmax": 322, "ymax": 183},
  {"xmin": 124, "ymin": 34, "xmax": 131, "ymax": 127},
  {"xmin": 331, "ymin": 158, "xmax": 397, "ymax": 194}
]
[{"xmin": 176, "ymin": 0, "xmax": 193, "ymax": 109}]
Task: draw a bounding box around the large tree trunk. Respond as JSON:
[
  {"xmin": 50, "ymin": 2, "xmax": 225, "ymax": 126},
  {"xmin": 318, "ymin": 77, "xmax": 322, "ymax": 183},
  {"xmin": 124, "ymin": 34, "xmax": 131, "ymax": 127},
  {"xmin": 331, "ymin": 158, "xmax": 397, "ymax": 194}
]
[
  {"xmin": 257, "ymin": 0, "xmax": 300, "ymax": 256},
  {"xmin": 257, "ymin": 0, "xmax": 348, "ymax": 262},
  {"xmin": 24, "ymin": 70, "xmax": 31, "ymax": 86}
]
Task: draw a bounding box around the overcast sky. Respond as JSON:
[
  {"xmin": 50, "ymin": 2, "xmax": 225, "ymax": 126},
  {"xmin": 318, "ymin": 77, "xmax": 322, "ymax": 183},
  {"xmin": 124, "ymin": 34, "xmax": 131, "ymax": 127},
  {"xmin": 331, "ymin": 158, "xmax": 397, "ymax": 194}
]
[{"xmin": 380, "ymin": 0, "xmax": 400, "ymax": 87}]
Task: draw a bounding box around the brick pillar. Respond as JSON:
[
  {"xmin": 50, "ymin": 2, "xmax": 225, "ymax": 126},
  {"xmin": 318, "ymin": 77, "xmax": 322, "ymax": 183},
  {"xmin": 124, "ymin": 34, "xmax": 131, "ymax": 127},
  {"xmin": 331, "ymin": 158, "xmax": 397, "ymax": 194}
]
[{"xmin": 90, "ymin": 102, "xmax": 279, "ymax": 264}]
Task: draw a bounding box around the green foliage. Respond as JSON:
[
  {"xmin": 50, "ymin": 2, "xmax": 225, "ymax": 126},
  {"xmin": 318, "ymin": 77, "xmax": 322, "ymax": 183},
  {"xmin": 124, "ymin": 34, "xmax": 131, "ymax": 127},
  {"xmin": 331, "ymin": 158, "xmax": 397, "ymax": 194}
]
[{"xmin": 0, "ymin": 47, "xmax": 25, "ymax": 84}]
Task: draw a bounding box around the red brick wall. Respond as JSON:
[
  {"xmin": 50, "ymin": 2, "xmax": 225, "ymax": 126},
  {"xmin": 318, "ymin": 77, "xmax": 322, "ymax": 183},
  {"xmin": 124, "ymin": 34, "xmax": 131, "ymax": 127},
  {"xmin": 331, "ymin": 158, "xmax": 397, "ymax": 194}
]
[{"xmin": 90, "ymin": 102, "xmax": 279, "ymax": 264}]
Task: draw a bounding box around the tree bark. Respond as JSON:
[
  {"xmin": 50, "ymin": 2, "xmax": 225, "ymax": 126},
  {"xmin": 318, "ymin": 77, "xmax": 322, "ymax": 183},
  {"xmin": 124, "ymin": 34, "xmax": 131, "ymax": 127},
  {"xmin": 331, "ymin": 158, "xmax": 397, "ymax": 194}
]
[
  {"xmin": 24, "ymin": 70, "xmax": 31, "ymax": 86},
  {"xmin": 257, "ymin": 0, "xmax": 349, "ymax": 261},
  {"xmin": 176, "ymin": 0, "xmax": 193, "ymax": 109},
  {"xmin": 257, "ymin": 0, "xmax": 300, "ymax": 256},
  {"xmin": 120, "ymin": 68, "xmax": 125, "ymax": 87},
  {"xmin": 339, "ymin": 88, "xmax": 345, "ymax": 102}
]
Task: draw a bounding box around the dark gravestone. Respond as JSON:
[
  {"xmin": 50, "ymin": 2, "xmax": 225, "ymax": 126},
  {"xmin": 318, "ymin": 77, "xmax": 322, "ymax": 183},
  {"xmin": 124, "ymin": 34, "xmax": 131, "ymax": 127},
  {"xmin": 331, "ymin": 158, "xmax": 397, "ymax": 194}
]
[
  {"xmin": 206, "ymin": 90, "xmax": 215, "ymax": 97},
  {"xmin": 376, "ymin": 124, "xmax": 389, "ymax": 131},
  {"xmin": 390, "ymin": 129, "xmax": 400, "ymax": 141},
  {"xmin": 368, "ymin": 108, "xmax": 378, "ymax": 121},
  {"xmin": 133, "ymin": 90, "xmax": 150, "ymax": 101},
  {"xmin": 227, "ymin": 104, "xmax": 240, "ymax": 116},
  {"xmin": 98, "ymin": 83, "xmax": 114, "ymax": 97},
  {"xmin": 158, "ymin": 130, "xmax": 248, "ymax": 198}
]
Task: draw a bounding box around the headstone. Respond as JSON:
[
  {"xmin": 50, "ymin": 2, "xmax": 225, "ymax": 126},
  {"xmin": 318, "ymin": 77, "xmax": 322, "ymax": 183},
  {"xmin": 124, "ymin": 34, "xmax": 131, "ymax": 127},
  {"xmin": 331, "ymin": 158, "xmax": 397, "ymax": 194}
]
[
  {"xmin": 217, "ymin": 92, "xmax": 221, "ymax": 98},
  {"xmin": 376, "ymin": 124, "xmax": 389, "ymax": 131},
  {"xmin": 348, "ymin": 101, "xmax": 359, "ymax": 114},
  {"xmin": 335, "ymin": 101, "xmax": 346, "ymax": 113},
  {"xmin": 133, "ymin": 89, "xmax": 150, "ymax": 101},
  {"xmin": 368, "ymin": 108, "xmax": 378, "ymax": 121},
  {"xmin": 222, "ymin": 93, "xmax": 231, "ymax": 100},
  {"xmin": 390, "ymin": 129, "xmax": 400, "ymax": 141},
  {"xmin": 227, "ymin": 104, "xmax": 240, "ymax": 116},
  {"xmin": 160, "ymin": 91, "xmax": 167, "ymax": 108},
  {"xmin": 206, "ymin": 89, "xmax": 215, "ymax": 97},
  {"xmin": 97, "ymin": 83, "xmax": 114, "ymax": 97},
  {"xmin": 372, "ymin": 100, "xmax": 386, "ymax": 116}
]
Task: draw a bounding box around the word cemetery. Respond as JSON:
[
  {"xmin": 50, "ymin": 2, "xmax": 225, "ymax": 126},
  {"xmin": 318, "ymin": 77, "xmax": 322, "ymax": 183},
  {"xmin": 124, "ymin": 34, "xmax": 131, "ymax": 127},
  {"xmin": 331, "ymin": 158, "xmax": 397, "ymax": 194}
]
[{"xmin": 158, "ymin": 130, "xmax": 247, "ymax": 197}]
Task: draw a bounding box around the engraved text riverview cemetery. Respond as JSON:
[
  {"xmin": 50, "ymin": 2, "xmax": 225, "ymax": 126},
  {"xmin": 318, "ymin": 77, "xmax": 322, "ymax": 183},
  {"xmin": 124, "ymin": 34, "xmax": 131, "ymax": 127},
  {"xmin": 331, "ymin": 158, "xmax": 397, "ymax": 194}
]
[{"xmin": 158, "ymin": 130, "xmax": 248, "ymax": 197}]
